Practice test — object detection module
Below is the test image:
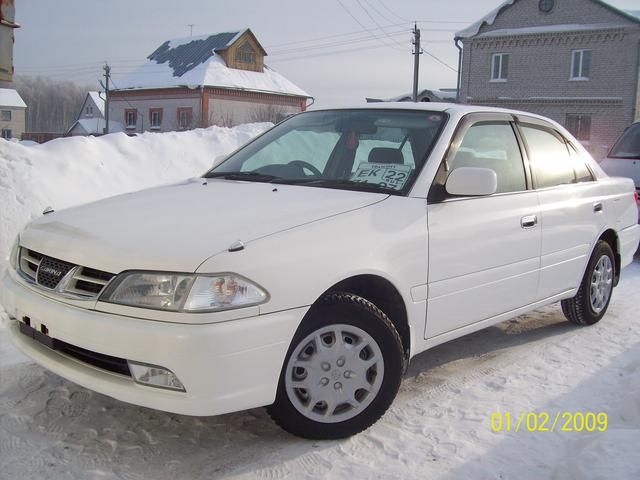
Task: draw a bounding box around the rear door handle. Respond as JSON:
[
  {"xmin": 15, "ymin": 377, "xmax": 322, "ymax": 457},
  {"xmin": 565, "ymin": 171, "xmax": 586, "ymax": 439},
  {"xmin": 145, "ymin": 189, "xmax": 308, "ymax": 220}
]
[
  {"xmin": 521, "ymin": 215, "xmax": 538, "ymax": 229},
  {"xmin": 593, "ymin": 202, "xmax": 603, "ymax": 213}
]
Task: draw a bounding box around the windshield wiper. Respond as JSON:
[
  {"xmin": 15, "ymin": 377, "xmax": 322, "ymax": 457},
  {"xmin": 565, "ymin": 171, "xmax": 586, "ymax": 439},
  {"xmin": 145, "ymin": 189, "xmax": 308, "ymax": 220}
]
[
  {"xmin": 203, "ymin": 171, "xmax": 280, "ymax": 182},
  {"xmin": 293, "ymin": 178, "xmax": 399, "ymax": 195},
  {"xmin": 609, "ymin": 154, "xmax": 640, "ymax": 159}
]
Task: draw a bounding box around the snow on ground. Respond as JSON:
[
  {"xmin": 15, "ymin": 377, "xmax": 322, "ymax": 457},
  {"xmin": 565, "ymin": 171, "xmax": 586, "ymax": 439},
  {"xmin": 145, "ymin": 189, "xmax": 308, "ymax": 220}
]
[
  {"xmin": 0, "ymin": 262, "xmax": 639, "ymax": 479},
  {"xmin": 0, "ymin": 123, "xmax": 271, "ymax": 264}
]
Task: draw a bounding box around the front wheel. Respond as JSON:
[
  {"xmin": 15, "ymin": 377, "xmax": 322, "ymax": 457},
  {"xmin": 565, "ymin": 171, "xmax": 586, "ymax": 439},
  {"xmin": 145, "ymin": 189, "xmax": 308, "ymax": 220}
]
[
  {"xmin": 561, "ymin": 240, "xmax": 615, "ymax": 326},
  {"xmin": 267, "ymin": 293, "xmax": 405, "ymax": 439}
]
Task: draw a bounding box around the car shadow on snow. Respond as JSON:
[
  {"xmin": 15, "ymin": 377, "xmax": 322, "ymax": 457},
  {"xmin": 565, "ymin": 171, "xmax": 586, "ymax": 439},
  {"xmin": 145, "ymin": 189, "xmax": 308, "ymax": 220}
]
[{"xmin": 0, "ymin": 303, "xmax": 580, "ymax": 479}]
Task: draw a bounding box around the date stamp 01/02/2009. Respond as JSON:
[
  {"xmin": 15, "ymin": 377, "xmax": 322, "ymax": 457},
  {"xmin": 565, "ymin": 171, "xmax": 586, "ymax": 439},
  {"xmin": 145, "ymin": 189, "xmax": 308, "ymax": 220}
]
[{"xmin": 490, "ymin": 411, "xmax": 608, "ymax": 433}]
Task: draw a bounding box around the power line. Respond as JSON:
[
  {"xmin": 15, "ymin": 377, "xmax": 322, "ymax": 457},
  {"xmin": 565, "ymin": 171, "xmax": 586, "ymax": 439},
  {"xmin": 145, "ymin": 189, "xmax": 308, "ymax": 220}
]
[
  {"xmin": 270, "ymin": 28, "xmax": 409, "ymax": 56},
  {"xmin": 364, "ymin": 0, "xmax": 406, "ymax": 27},
  {"xmin": 354, "ymin": 0, "xmax": 409, "ymax": 51},
  {"xmin": 422, "ymin": 48, "xmax": 457, "ymax": 72},
  {"xmin": 268, "ymin": 41, "xmax": 396, "ymax": 64},
  {"xmin": 335, "ymin": 0, "xmax": 405, "ymax": 52},
  {"xmin": 374, "ymin": 0, "xmax": 409, "ymax": 23}
]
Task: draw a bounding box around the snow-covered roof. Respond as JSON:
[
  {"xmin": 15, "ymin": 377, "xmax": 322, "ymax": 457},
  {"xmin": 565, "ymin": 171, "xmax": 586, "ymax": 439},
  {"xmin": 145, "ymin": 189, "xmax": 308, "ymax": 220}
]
[
  {"xmin": 114, "ymin": 30, "xmax": 310, "ymax": 98},
  {"xmin": 0, "ymin": 88, "xmax": 27, "ymax": 108},
  {"xmin": 67, "ymin": 118, "xmax": 124, "ymax": 135},
  {"xmin": 88, "ymin": 91, "xmax": 105, "ymax": 116},
  {"xmin": 455, "ymin": 0, "xmax": 515, "ymax": 39},
  {"xmin": 476, "ymin": 22, "xmax": 631, "ymax": 38},
  {"xmin": 455, "ymin": 0, "xmax": 640, "ymax": 40}
]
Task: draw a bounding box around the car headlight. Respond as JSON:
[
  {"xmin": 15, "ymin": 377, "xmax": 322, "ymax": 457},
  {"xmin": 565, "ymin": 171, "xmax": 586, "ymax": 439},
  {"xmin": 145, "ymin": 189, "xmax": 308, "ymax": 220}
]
[
  {"xmin": 9, "ymin": 235, "xmax": 20, "ymax": 270},
  {"xmin": 100, "ymin": 271, "xmax": 268, "ymax": 312}
]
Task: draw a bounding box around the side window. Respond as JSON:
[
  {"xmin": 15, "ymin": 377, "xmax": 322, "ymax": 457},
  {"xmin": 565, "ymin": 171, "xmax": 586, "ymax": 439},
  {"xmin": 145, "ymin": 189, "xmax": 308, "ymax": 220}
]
[
  {"xmin": 568, "ymin": 143, "xmax": 594, "ymax": 182},
  {"xmin": 449, "ymin": 122, "xmax": 526, "ymax": 193},
  {"xmin": 520, "ymin": 125, "xmax": 575, "ymax": 188}
]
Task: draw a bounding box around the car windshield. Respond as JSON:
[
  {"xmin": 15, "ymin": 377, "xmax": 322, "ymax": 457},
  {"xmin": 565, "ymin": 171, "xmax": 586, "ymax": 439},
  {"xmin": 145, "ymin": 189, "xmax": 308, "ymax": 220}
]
[
  {"xmin": 204, "ymin": 109, "xmax": 448, "ymax": 195},
  {"xmin": 609, "ymin": 124, "xmax": 640, "ymax": 159}
]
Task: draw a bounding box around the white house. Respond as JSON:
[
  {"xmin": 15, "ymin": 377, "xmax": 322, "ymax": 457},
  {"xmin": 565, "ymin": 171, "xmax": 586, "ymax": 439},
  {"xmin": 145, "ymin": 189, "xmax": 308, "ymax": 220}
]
[
  {"xmin": 0, "ymin": 87, "xmax": 26, "ymax": 139},
  {"xmin": 67, "ymin": 91, "xmax": 124, "ymax": 136}
]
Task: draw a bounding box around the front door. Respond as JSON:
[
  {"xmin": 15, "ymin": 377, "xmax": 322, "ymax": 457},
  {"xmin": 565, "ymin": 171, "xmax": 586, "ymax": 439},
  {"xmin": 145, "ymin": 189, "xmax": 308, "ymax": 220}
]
[{"xmin": 426, "ymin": 114, "xmax": 541, "ymax": 338}]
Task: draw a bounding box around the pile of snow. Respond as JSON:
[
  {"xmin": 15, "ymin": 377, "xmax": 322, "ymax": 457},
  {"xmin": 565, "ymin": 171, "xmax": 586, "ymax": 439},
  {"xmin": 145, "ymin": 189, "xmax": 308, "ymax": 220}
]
[{"xmin": 0, "ymin": 123, "xmax": 271, "ymax": 265}]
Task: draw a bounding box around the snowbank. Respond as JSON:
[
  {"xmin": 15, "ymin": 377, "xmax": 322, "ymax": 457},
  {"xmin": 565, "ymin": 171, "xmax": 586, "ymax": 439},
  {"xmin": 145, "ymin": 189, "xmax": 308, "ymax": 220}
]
[{"xmin": 0, "ymin": 123, "xmax": 271, "ymax": 265}]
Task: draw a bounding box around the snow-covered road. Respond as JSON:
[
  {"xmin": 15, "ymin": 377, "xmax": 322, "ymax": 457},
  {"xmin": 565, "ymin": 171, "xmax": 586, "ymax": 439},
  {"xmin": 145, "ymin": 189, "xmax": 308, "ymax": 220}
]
[{"xmin": 1, "ymin": 260, "xmax": 639, "ymax": 479}]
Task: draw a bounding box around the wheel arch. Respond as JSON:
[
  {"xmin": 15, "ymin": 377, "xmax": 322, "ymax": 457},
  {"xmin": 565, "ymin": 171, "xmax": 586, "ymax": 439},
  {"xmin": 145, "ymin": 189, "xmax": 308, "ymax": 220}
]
[{"xmin": 316, "ymin": 274, "xmax": 411, "ymax": 360}]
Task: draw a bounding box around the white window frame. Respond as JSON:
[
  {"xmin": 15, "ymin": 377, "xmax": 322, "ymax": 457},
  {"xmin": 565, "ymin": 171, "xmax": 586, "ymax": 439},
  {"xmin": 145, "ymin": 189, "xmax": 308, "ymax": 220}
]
[
  {"xmin": 125, "ymin": 110, "xmax": 137, "ymax": 129},
  {"xmin": 570, "ymin": 49, "xmax": 591, "ymax": 81},
  {"xmin": 490, "ymin": 53, "xmax": 509, "ymax": 82},
  {"xmin": 150, "ymin": 110, "xmax": 162, "ymax": 129}
]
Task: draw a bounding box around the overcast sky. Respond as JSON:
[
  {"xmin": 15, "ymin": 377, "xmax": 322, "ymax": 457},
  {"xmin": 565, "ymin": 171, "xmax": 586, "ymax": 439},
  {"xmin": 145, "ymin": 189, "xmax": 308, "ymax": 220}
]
[{"xmin": 12, "ymin": 0, "xmax": 640, "ymax": 108}]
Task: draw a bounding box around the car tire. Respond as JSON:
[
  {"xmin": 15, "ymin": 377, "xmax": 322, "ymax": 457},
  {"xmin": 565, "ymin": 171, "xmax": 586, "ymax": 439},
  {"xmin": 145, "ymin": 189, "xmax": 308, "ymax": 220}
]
[
  {"xmin": 267, "ymin": 292, "xmax": 405, "ymax": 439},
  {"xmin": 561, "ymin": 240, "xmax": 615, "ymax": 326}
]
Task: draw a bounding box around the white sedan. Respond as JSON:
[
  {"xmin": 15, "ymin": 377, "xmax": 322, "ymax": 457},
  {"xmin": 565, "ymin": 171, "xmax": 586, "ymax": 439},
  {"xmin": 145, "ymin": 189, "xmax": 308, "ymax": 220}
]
[{"xmin": 2, "ymin": 103, "xmax": 639, "ymax": 439}]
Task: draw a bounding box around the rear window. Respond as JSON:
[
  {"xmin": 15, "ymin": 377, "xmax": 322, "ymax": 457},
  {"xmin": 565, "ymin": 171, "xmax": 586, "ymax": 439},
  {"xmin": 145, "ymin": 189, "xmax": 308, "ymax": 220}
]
[{"xmin": 609, "ymin": 124, "xmax": 640, "ymax": 159}]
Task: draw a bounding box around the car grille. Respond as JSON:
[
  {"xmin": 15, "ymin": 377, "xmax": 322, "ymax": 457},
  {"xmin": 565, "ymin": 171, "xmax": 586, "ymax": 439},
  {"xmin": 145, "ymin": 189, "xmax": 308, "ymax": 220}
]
[{"xmin": 18, "ymin": 248, "xmax": 115, "ymax": 298}]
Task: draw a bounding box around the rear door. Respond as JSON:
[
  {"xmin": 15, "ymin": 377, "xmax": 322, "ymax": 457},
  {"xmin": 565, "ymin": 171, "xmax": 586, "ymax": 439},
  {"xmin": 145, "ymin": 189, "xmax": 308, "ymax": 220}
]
[
  {"xmin": 516, "ymin": 117, "xmax": 605, "ymax": 300},
  {"xmin": 426, "ymin": 113, "xmax": 541, "ymax": 338}
]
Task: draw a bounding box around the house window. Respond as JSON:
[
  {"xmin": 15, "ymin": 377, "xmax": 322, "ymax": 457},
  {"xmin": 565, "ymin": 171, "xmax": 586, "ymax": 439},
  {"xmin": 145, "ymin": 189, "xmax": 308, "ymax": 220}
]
[
  {"xmin": 1, "ymin": 128, "xmax": 11, "ymax": 139},
  {"xmin": 177, "ymin": 107, "xmax": 193, "ymax": 130},
  {"xmin": 1, "ymin": 110, "xmax": 11, "ymax": 121},
  {"xmin": 150, "ymin": 108, "xmax": 163, "ymax": 129},
  {"xmin": 570, "ymin": 49, "xmax": 591, "ymax": 80},
  {"xmin": 235, "ymin": 42, "xmax": 257, "ymax": 65},
  {"xmin": 566, "ymin": 114, "xmax": 591, "ymax": 141},
  {"xmin": 86, "ymin": 105, "xmax": 93, "ymax": 116},
  {"xmin": 491, "ymin": 53, "xmax": 509, "ymax": 81},
  {"xmin": 125, "ymin": 109, "xmax": 137, "ymax": 129}
]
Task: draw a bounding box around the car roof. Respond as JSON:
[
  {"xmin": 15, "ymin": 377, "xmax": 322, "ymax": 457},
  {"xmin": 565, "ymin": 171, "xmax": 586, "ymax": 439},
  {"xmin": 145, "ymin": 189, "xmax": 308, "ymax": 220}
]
[{"xmin": 307, "ymin": 101, "xmax": 560, "ymax": 123}]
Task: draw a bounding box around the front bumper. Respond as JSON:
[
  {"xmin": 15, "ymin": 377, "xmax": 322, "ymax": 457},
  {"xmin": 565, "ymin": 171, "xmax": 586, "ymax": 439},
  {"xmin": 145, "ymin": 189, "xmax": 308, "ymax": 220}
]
[{"xmin": 0, "ymin": 268, "xmax": 306, "ymax": 416}]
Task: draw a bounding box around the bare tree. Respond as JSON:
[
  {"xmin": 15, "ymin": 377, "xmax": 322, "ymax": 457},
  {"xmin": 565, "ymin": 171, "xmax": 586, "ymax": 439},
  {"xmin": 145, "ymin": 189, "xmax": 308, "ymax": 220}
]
[
  {"xmin": 249, "ymin": 104, "xmax": 289, "ymax": 124},
  {"xmin": 209, "ymin": 110, "xmax": 235, "ymax": 128},
  {"xmin": 12, "ymin": 75, "xmax": 95, "ymax": 133}
]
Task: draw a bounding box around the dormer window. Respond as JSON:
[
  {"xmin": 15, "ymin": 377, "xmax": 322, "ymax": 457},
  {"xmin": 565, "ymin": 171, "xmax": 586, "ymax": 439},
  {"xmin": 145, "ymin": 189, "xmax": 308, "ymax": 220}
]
[{"xmin": 235, "ymin": 42, "xmax": 257, "ymax": 65}]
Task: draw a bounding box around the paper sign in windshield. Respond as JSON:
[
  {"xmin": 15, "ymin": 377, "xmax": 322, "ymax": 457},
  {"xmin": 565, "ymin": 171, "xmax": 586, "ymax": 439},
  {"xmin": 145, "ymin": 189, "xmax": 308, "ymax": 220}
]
[{"xmin": 351, "ymin": 162, "xmax": 412, "ymax": 190}]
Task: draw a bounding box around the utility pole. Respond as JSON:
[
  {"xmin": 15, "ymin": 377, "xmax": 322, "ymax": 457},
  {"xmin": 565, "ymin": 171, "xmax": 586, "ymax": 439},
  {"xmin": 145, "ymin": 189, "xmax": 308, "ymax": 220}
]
[
  {"xmin": 412, "ymin": 23, "xmax": 421, "ymax": 102},
  {"xmin": 102, "ymin": 64, "xmax": 111, "ymax": 135},
  {"xmin": 188, "ymin": 24, "xmax": 195, "ymax": 36}
]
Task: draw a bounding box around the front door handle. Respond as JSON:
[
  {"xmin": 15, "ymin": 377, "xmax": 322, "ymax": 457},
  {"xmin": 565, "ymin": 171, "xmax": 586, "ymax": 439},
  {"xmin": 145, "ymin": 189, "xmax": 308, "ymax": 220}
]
[
  {"xmin": 593, "ymin": 202, "xmax": 603, "ymax": 213},
  {"xmin": 521, "ymin": 215, "xmax": 538, "ymax": 229}
]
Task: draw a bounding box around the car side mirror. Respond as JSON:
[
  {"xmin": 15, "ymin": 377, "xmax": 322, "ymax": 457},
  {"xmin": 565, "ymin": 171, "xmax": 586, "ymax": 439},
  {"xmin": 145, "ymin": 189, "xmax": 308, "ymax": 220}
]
[{"xmin": 445, "ymin": 167, "xmax": 497, "ymax": 196}]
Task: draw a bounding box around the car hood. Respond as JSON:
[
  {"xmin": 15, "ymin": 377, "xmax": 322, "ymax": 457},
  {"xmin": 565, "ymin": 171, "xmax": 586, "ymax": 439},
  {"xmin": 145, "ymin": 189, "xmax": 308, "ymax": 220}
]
[
  {"xmin": 20, "ymin": 179, "xmax": 387, "ymax": 273},
  {"xmin": 600, "ymin": 157, "xmax": 640, "ymax": 189}
]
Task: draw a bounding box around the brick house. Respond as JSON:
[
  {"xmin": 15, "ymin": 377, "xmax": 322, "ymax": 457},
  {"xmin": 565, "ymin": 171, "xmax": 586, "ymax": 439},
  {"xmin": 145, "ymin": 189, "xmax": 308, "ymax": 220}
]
[
  {"xmin": 110, "ymin": 29, "xmax": 311, "ymax": 133},
  {"xmin": 0, "ymin": 87, "xmax": 26, "ymax": 139},
  {"xmin": 455, "ymin": 0, "xmax": 640, "ymax": 159}
]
